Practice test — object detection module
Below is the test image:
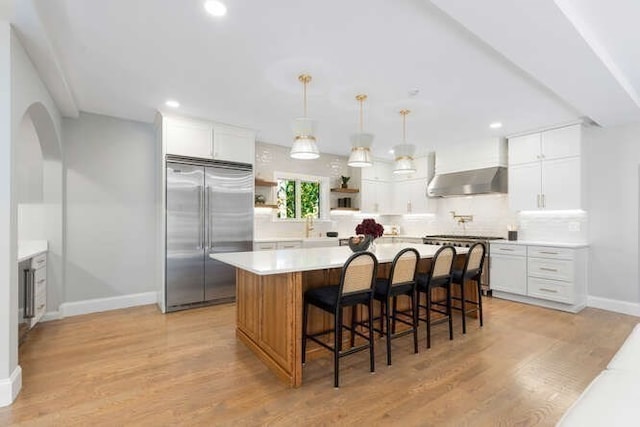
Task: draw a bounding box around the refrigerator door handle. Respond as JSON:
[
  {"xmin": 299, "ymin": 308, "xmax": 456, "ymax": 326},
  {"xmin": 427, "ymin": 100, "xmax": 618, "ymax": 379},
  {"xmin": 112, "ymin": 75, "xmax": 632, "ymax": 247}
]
[
  {"xmin": 197, "ymin": 185, "xmax": 204, "ymax": 249},
  {"xmin": 205, "ymin": 186, "xmax": 211, "ymax": 250}
]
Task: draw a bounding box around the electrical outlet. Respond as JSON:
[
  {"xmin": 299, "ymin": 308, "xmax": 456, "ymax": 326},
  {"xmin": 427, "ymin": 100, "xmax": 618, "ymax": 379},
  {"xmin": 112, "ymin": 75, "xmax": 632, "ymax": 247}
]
[{"xmin": 568, "ymin": 221, "xmax": 581, "ymax": 232}]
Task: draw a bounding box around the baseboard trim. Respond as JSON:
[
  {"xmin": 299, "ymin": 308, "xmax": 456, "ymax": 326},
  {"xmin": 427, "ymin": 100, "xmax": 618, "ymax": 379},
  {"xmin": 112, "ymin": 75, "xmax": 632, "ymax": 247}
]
[
  {"xmin": 59, "ymin": 292, "xmax": 158, "ymax": 318},
  {"xmin": 587, "ymin": 296, "xmax": 640, "ymax": 317},
  {"xmin": 493, "ymin": 291, "xmax": 585, "ymax": 313},
  {"xmin": 40, "ymin": 311, "xmax": 62, "ymax": 322},
  {"xmin": 0, "ymin": 365, "xmax": 22, "ymax": 407}
]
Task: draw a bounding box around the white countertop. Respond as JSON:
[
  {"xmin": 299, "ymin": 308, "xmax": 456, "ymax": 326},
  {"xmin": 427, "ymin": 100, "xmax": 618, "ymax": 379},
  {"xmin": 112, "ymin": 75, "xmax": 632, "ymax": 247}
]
[
  {"xmin": 491, "ymin": 240, "xmax": 589, "ymax": 248},
  {"xmin": 18, "ymin": 240, "xmax": 48, "ymax": 262},
  {"xmin": 212, "ymin": 243, "xmax": 467, "ymax": 275},
  {"xmin": 254, "ymin": 235, "xmax": 424, "ymax": 242}
]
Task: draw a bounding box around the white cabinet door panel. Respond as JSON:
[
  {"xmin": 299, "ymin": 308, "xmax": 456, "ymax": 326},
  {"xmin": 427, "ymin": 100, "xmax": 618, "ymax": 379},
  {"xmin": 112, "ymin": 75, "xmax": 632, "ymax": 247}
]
[
  {"xmin": 508, "ymin": 162, "xmax": 541, "ymax": 211},
  {"xmin": 165, "ymin": 118, "xmax": 213, "ymax": 159},
  {"xmin": 508, "ymin": 133, "xmax": 541, "ymax": 165},
  {"xmin": 491, "ymin": 255, "xmax": 528, "ymax": 295},
  {"xmin": 541, "ymin": 125, "xmax": 581, "ymax": 160},
  {"xmin": 213, "ymin": 125, "xmax": 255, "ymax": 164},
  {"xmin": 541, "ymin": 157, "xmax": 581, "ymax": 210}
]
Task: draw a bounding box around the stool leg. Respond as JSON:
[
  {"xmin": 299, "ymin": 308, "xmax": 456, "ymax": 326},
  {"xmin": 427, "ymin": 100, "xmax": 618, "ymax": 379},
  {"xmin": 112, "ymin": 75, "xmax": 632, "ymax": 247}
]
[
  {"xmin": 334, "ymin": 307, "xmax": 343, "ymax": 388},
  {"xmin": 369, "ymin": 301, "xmax": 375, "ymax": 373},
  {"xmin": 391, "ymin": 296, "xmax": 398, "ymax": 334},
  {"xmin": 426, "ymin": 288, "xmax": 432, "ymax": 349},
  {"xmin": 379, "ymin": 300, "xmax": 385, "ymax": 338},
  {"xmin": 386, "ymin": 296, "xmax": 392, "ymax": 366},
  {"xmin": 460, "ymin": 278, "xmax": 467, "ymax": 334},
  {"xmin": 350, "ymin": 306, "xmax": 356, "ymax": 348},
  {"xmin": 477, "ymin": 278, "xmax": 484, "ymax": 327},
  {"xmin": 447, "ymin": 282, "xmax": 453, "ymax": 341},
  {"xmin": 412, "ymin": 288, "xmax": 418, "ymax": 354},
  {"xmin": 302, "ymin": 301, "xmax": 308, "ymax": 364}
]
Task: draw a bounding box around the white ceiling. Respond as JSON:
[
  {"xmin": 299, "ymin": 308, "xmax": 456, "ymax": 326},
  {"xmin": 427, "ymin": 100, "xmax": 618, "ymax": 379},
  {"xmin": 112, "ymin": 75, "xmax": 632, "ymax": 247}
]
[{"xmin": 11, "ymin": 0, "xmax": 640, "ymax": 159}]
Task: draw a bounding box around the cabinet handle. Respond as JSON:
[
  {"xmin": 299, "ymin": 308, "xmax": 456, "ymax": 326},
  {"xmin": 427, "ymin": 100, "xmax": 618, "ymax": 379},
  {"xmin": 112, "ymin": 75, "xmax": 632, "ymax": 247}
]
[
  {"xmin": 36, "ymin": 259, "xmax": 45, "ymax": 264},
  {"xmin": 539, "ymin": 288, "xmax": 558, "ymax": 293},
  {"xmin": 37, "ymin": 279, "xmax": 46, "ymax": 284},
  {"xmin": 536, "ymin": 194, "xmax": 541, "ymax": 208},
  {"xmin": 541, "ymin": 194, "xmax": 546, "ymax": 208},
  {"xmin": 539, "ymin": 267, "xmax": 558, "ymax": 272},
  {"xmin": 282, "ymin": 245, "xmax": 296, "ymax": 249},
  {"xmin": 539, "ymin": 251, "xmax": 558, "ymax": 255},
  {"xmin": 498, "ymin": 248, "xmax": 515, "ymax": 251}
]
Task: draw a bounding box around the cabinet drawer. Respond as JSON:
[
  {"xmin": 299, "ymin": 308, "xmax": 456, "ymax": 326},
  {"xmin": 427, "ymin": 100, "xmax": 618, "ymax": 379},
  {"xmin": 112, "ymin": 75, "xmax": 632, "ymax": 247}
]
[
  {"xmin": 528, "ymin": 257, "xmax": 573, "ymax": 282},
  {"xmin": 527, "ymin": 246, "xmax": 574, "ymax": 260},
  {"xmin": 30, "ymin": 253, "xmax": 47, "ymax": 269},
  {"xmin": 527, "ymin": 277, "xmax": 573, "ymax": 303},
  {"xmin": 254, "ymin": 242, "xmax": 276, "ymax": 251},
  {"xmin": 277, "ymin": 241, "xmax": 302, "ymax": 250},
  {"xmin": 491, "ymin": 244, "xmax": 526, "ymax": 257}
]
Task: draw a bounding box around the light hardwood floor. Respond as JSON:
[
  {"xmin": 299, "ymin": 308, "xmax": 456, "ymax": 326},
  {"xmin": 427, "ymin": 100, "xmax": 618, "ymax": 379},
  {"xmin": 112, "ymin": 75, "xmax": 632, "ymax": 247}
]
[{"xmin": 1, "ymin": 297, "xmax": 638, "ymax": 426}]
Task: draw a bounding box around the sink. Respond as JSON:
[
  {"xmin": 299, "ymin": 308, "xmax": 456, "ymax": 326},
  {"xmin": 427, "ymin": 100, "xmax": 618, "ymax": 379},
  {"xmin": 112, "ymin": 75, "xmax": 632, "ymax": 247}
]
[{"xmin": 302, "ymin": 237, "xmax": 339, "ymax": 248}]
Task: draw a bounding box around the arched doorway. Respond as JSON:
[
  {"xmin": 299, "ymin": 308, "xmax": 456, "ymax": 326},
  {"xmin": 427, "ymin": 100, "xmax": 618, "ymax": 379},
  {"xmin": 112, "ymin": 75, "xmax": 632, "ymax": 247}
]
[{"xmin": 15, "ymin": 102, "xmax": 63, "ymax": 349}]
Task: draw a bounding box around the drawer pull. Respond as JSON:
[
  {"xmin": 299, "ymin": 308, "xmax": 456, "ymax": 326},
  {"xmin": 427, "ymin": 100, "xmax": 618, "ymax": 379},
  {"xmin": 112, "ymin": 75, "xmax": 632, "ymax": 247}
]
[
  {"xmin": 37, "ymin": 279, "xmax": 46, "ymax": 284},
  {"xmin": 539, "ymin": 288, "xmax": 558, "ymax": 293},
  {"xmin": 282, "ymin": 245, "xmax": 297, "ymax": 248},
  {"xmin": 539, "ymin": 267, "xmax": 558, "ymax": 272},
  {"xmin": 38, "ymin": 304, "xmax": 45, "ymax": 310},
  {"xmin": 499, "ymin": 248, "xmax": 515, "ymax": 251},
  {"xmin": 539, "ymin": 251, "xmax": 559, "ymax": 255}
]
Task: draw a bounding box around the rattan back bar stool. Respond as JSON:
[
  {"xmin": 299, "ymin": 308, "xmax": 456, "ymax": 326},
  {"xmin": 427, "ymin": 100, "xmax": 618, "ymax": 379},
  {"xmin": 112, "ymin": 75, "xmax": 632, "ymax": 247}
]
[
  {"xmin": 302, "ymin": 251, "xmax": 378, "ymax": 388},
  {"xmin": 451, "ymin": 242, "xmax": 486, "ymax": 334},
  {"xmin": 416, "ymin": 245, "xmax": 456, "ymax": 349}
]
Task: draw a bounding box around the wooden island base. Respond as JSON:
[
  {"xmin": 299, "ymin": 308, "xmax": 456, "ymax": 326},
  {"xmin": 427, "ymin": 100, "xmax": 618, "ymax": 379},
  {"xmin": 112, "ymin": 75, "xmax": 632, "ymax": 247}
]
[{"xmin": 235, "ymin": 256, "xmax": 478, "ymax": 387}]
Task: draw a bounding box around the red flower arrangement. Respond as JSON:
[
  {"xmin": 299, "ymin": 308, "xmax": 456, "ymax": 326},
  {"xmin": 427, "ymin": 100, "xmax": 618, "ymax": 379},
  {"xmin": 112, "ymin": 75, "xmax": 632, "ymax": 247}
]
[{"xmin": 355, "ymin": 218, "xmax": 384, "ymax": 239}]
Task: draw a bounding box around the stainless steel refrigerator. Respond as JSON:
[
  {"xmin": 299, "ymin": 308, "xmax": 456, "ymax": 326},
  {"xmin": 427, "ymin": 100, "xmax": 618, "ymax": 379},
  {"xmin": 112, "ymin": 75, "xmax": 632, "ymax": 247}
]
[{"xmin": 165, "ymin": 157, "xmax": 253, "ymax": 312}]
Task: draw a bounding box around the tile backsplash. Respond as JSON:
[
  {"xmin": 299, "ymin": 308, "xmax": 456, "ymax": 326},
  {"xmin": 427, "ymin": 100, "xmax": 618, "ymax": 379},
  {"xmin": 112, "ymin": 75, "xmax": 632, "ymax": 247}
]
[{"xmin": 253, "ymin": 142, "xmax": 588, "ymax": 243}]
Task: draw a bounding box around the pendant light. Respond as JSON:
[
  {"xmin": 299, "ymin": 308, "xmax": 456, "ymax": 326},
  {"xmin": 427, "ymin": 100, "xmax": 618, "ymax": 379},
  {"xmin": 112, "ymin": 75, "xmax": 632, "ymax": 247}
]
[
  {"xmin": 348, "ymin": 94, "xmax": 373, "ymax": 168},
  {"xmin": 393, "ymin": 109, "xmax": 416, "ymax": 174},
  {"xmin": 290, "ymin": 74, "xmax": 320, "ymax": 160}
]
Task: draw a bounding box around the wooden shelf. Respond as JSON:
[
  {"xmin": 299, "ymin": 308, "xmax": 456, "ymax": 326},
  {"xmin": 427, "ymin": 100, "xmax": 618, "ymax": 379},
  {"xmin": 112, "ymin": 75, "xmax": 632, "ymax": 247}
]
[
  {"xmin": 330, "ymin": 188, "xmax": 359, "ymax": 194},
  {"xmin": 330, "ymin": 207, "xmax": 359, "ymax": 211},
  {"xmin": 255, "ymin": 179, "xmax": 277, "ymax": 187},
  {"xmin": 255, "ymin": 204, "xmax": 278, "ymax": 209}
]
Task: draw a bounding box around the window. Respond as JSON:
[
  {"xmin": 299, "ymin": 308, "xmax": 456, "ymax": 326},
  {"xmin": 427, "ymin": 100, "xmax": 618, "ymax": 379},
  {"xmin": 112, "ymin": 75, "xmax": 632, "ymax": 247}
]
[{"xmin": 275, "ymin": 173, "xmax": 327, "ymax": 220}]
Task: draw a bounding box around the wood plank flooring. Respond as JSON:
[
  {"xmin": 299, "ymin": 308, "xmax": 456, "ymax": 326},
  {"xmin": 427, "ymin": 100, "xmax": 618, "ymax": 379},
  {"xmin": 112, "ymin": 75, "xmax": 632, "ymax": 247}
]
[{"xmin": 1, "ymin": 297, "xmax": 638, "ymax": 426}]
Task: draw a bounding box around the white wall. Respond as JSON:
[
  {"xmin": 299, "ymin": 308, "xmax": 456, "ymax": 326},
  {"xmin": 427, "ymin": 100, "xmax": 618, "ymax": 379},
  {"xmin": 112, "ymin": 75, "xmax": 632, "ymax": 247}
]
[
  {"xmin": 586, "ymin": 123, "xmax": 640, "ymax": 307},
  {"xmin": 63, "ymin": 112, "xmax": 157, "ymax": 302},
  {"xmin": 2, "ymin": 25, "xmax": 63, "ymax": 407}
]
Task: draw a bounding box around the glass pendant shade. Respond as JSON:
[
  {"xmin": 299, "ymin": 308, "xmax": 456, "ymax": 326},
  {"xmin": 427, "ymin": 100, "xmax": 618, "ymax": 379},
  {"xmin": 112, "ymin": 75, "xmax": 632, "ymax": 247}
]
[
  {"xmin": 290, "ymin": 117, "xmax": 319, "ymax": 159},
  {"xmin": 348, "ymin": 133, "xmax": 373, "ymax": 167},
  {"xmin": 393, "ymin": 143, "xmax": 416, "ymax": 174}
]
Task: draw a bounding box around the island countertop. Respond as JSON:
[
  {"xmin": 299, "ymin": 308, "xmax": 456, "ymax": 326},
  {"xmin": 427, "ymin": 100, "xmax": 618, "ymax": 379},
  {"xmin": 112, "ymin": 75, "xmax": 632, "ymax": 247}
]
[{"xmin": 211, "ymin": 243, "xmax": 467, "ymax": 275}]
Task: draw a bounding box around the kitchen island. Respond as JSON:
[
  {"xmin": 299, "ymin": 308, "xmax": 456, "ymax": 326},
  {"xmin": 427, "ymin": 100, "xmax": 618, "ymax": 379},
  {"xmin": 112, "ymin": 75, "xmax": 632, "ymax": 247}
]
[{"xmin": 211, "ymin": 243, "xmax": 469, "ymax": 387}]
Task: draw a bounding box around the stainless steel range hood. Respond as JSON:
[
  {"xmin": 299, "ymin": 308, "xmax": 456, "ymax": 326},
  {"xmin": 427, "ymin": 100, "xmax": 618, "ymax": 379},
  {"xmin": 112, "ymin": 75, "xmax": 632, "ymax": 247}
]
[{"xmin": 427, "ymin": 166, "xmax": 507, "ymax": 197}]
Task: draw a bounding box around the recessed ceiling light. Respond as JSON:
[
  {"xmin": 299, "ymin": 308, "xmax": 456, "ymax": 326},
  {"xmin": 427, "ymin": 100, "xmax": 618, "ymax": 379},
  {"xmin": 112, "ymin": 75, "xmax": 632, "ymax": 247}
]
[
  {"xmin": 165, "ymin": 100, "xmax": 180, "ymax": 108},
  {"xmin": 204, "ymin": 0, "xmax": 227, "ymax": 17},
  {"xmin": 490, "ymin": 122, "xmax": 502, "ymax": 129},
  {"xmin": 388, "ymin": 149, "xmax": 395, "ymax": 154}
]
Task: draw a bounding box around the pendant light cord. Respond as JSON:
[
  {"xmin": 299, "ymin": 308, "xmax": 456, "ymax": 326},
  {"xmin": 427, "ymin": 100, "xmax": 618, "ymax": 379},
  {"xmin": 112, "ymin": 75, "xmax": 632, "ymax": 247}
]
[{"xmin": 400, "ymin": 109, "xmax": 410, "ymax": 143}]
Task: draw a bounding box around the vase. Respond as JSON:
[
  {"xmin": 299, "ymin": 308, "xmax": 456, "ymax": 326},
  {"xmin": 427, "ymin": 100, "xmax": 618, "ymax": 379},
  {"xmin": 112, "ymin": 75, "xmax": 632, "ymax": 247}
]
[
  {"xmin": 348, "ymin": 235, "xmax": 372, "ymax": 252},
  {"xmin": 369, "ymin": 239, "xmax": 376, "ymax": 253}
]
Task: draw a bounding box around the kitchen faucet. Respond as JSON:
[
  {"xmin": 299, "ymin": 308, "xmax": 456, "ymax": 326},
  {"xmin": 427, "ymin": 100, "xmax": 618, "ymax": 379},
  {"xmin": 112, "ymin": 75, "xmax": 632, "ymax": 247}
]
[
  {"xmin": 305, "ymin": 214, "xmax": 315, "ymax": 238},
  {"xmin": 450, "ymin": 211, "xmax": 473, "ymax": 232}
]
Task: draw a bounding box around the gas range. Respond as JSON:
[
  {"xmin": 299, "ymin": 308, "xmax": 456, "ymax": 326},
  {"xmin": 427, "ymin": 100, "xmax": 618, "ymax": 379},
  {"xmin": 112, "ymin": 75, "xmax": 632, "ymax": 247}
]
[
  {"xmin": 422, "ymin": 235, "xmax": 504, "ymax": 247},
  {"xmin": 422, "ymin": 234, "xmax": 505, "ymax": 293}
]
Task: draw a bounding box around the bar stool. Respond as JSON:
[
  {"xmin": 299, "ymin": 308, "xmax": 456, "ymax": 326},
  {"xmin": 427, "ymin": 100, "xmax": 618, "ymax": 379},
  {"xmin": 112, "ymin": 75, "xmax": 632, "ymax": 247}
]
[
  {"xmin": 302, "ymin": 251, "xmax": 378, "ymax": 388},
  {"xmin": 451, "ymin": 242, "xmax": 486, "ymax": 334},
  {"xmin": 371, "ymin": 247, "xmax": 420, "ymax": 366},
  {"xmin": 416, "ymin": 245, "xmax": 456, "ymax": 349}
]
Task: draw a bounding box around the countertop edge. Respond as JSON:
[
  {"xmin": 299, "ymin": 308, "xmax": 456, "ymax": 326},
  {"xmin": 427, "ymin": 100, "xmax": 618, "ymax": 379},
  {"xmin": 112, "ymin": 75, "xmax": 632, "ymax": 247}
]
[
  {"xmin": 18, "ymin": 240, "xmax": 49, "ymax": 262},
  {"xmin": 490, "ymin": 240, "xmax": 589, "ymax": 248}
]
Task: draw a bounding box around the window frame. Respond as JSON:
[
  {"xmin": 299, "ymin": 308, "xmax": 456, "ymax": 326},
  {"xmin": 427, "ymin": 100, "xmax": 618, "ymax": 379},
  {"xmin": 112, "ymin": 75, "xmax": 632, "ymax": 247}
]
[{"xmin": 273, "ymin": 171, "xmax": 330, "ymax": 221}]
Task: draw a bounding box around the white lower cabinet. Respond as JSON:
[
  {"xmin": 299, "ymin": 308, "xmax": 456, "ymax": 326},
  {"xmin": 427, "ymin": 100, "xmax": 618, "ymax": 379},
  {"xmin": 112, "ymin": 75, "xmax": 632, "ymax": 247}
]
[
  {"xmin": 490, "ymin": 242, "xmax": 588, "ymax": 312},
  {"xmin": 491, "ymin": 252, "xmax": 527, "ymax": 296},
  {"xmin": 253, "ymin": 240, "xmax": 303, "ymax": 251}
]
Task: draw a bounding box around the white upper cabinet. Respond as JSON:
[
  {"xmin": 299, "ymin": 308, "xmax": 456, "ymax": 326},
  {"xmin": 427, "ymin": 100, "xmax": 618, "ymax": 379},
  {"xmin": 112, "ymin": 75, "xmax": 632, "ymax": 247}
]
[
  {"xmin": 162, "ymin": 115, "xmax": 255, "ymax": 165},
  {"xmin": 361, "ymin": 161, "xmax": 392, "ymax": 181},
  {"xmin": 508, "ymin": 133, "xmax": 541, "ymax": 165},
  {"xmin": 541, "ymin": 125, "xmax": 581, "ymax": 160},
  {"xmin": 393, "ymin": 178, "xmax": 434, "ymax": 214},
  {"xmin": 360, "ymin": 179, "xmax": 391, "ymax": 214},
  {"xmin": 508, "ymin": 124, "xmax": 583, "ymax": 211},
  {"xmin": 165, "ymin": 117, "xmax": 214, "ymax": 159},
  {"xmin": 213, "ymin": 124, "xmax": 256, "ymax": 165}
]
